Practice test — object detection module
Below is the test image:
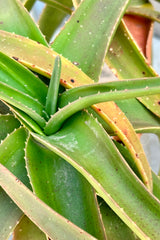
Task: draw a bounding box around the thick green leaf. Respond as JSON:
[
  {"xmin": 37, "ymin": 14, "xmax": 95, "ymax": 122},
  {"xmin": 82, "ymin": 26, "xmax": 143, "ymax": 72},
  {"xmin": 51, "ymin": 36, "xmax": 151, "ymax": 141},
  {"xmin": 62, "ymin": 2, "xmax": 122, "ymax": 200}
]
[
  {"xmin": 0, "ymin": 164, "xmax": 97, "ymax": 240},
  {"xmin": 0, "ymin": 127, "xmax": 30, "ymax": 240},
  {"xmin": 13, "ymin": 215, "xmax": 46, "ymax": 240},
  {"xmin": 0, "ymin": 52, "xmax": 47, "ymax": 105},
  {"xmin": 26, "ymin": 136, "xmax": 106, "ymax": 239},
  {"xmin": 39, "ymin": 0, "xmax": 73, "ymax": 42},
  {"xmin": 52, "ymin": 0, "xmax": 130, "ymax": 81},
  {"xmin": 32, "ymin": 111, "xmax": 160, "ymax": 240},
  {"xmin": 0, "ymin": 0, "xmax": 47, "ymax": 45}
]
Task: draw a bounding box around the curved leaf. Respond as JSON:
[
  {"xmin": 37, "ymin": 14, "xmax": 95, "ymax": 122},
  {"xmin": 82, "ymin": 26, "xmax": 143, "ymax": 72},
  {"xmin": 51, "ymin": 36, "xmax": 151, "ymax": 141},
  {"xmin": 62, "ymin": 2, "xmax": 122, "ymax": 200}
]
[
  {"xmin": 45, "ymin": 84, "xmax": 160, "ymax": 135},
  {"xmin": 0, "ymin": 31, "xmax": 153, "ymax": 189},
  {"xmin": 32, "ymin": 111, "xmax": 160, "ymax": 240},
  {"xmin": 58, "ymin": 77, "xmax": 160, "ymax": 107},
  {"xmin": 44, "ymin": 82, "xmax": 160, "ymax": 191},
  {"xmin": 0, "ymin": 164, "xmax": 97, "ymax": 240}
]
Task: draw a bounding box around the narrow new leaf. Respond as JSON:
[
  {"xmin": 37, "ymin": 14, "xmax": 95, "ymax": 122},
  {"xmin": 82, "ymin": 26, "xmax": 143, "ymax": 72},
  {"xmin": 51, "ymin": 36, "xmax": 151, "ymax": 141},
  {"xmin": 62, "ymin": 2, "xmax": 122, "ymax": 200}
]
[
  {"xmin": 58, "ymin": 77, "xmax": 160, "ymax": 107},
  {"xmin": 45, "ymin": 56, "xmax": 61, "ymax": 116},
  {"xmin": 45, "ymin": 84, "xmax": 160, "ymax": 135}
]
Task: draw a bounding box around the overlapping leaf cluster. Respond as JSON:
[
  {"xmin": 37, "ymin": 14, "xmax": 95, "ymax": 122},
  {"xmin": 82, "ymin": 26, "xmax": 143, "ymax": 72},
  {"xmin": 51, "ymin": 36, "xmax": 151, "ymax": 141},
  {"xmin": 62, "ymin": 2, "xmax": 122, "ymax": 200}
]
[{"xmin": 0, "ymin": 0, "xmax": 160, "ymax": 239}]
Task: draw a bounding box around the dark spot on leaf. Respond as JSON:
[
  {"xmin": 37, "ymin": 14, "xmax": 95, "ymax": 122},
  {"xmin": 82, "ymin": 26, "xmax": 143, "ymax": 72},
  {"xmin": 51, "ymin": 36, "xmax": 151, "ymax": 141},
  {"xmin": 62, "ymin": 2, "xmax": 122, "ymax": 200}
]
[
  {"xmin": 135, "ymin": 153, "xmax": 139, "ymax": 158},
  {"xmin": 70, "ymin": 79, "xmax": 75, "ymax": 83},
  {"xmin": 12, "ymin": 56, "xmax": 19, "ymax": 61},
  {"xmin": 37, "ymin": 41, "xmax": 40, "ymax": 44},
  {"xmin": 32, "ymin": 64, "xmax": 35, "ymax": 68},
  {"xmin": 0, "ymin": 21, "xmax": 3, "ymax": 24},
  {"xmin": 142, "ymin": 71, "xmax": 145, "ymax": 75},
  {"xmin": 157, "ymin": 101, "xmax": 160, "ymax": 105},
  {"xmin": 77, "ymin": 20, "xmax": 79, "ymax": 23},
  {"xmin": 123, "ymin": 129, "xmax": 128, "ymax": 136},
  {"xmin": 46, "ymin": 72, "xmax": 51, "ymax": 76},
  {"xmin": 62, "ymin": 80, "xmax": 67, "ymax": 84}
]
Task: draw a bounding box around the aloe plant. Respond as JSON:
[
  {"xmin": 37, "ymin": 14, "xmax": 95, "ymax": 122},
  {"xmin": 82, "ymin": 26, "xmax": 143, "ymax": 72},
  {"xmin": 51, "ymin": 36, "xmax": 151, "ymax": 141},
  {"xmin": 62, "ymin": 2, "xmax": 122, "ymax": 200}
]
[{"xmin": 0, "ymin": 0, "xmax": 160, "ymax": 239}]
